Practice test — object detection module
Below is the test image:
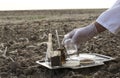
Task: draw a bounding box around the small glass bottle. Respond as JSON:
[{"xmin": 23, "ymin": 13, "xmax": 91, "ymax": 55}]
[
  {"xmin": 57, "ymin": 47, "xmax": 66, "ymax": 64},
  {"xmin": 45, "ymin": 33, "xmax": 53, "ymax": 64},
  {"xmin": 64, "ymin": 39, "xmax": 78, "ymax": 59}
]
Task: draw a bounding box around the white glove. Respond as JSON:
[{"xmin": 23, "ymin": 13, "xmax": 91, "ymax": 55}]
[{"xmin": 63, "ymin": 23, "xmax": 98, "ymax": 48}]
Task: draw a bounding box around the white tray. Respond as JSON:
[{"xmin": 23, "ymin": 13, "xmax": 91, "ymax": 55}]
[{"xmin": 36, "ymin": 53, "xmax": 115, "ymax": 69}]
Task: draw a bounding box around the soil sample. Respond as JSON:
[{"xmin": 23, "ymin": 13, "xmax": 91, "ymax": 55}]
[
  {"xmin": 50, "ymin": 51, "xmax": 62, "ymax": 66},
  {"xmin": 57, "ymin": 47, "xmax": 66, "ymax": 64},
  {"xmin": 51, "ymin": 56, "xmax": 61, "ymax": 66},
  {"xmin": 80, "ymin": 59, "xmax": 95, "ymax": 65}
]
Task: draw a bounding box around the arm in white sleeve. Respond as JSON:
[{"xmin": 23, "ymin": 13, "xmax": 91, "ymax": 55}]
[{"xmin": 96, "ymin": 0, "xmax": 120, "ymax": 34}]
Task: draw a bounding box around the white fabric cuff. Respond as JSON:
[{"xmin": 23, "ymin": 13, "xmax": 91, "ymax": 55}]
[{"xmin": 96, "ymin": 19, "xmax": 120, "ymax": 34}]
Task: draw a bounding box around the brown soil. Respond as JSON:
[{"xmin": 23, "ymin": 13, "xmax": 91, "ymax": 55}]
[{"xmin": 0, "ymin": 9, "xmax": 120, "ymax": 78}]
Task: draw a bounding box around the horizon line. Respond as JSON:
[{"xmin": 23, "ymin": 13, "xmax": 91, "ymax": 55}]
[{"xmin": 0, "ymin": 8, "xmax": 108, "ymax": 11}]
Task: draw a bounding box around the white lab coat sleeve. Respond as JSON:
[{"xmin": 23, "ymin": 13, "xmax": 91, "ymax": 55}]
[{"xmin": 96, "ymin": 0, "xmax": 120, "ymax": 34}]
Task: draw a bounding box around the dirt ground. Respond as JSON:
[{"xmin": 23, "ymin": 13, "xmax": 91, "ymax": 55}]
[{"xmin": 0, "ymin": 9, "xmax": 120, "ymax": 78}]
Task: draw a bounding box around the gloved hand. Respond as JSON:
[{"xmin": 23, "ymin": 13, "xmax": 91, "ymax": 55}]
[{"xmin": 63, "ymin": 23, "xmax": 98, "ymax": 48}]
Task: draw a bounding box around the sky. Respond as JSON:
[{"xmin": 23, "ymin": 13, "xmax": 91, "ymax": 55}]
[{"xmin": 0, "ymin": 0, "xmax": 117, "ymax": 11}]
